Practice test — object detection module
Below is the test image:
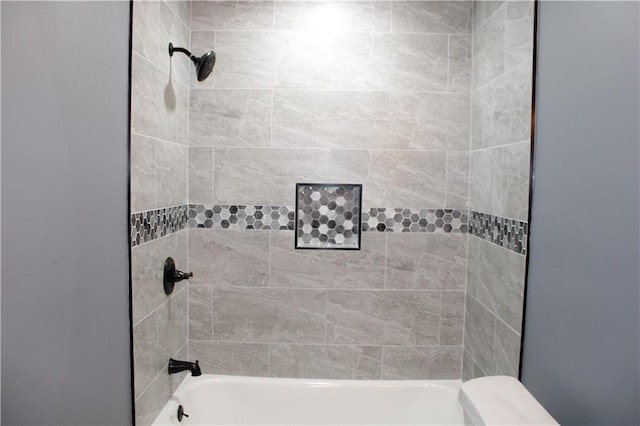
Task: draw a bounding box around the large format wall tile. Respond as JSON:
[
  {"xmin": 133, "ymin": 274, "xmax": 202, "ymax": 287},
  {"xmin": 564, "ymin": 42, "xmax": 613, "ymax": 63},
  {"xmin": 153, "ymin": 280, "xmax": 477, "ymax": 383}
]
[
  {"xmin": 270, "ymin": 232, "xmax": 386, "ymax": 289},
  {"xmin": 275, "ymin": 1, "xmax": 391, "ymax": 32},
  {"xmin": 214, "ymin": 31, "xmax": 279, "ymax": 88},
  {"xmin": 132, "ymin": 231, "xmax": 187, "ymax": 324},
  {"xmin": 382, "ymin": 346, "xmax": 462, "ymax": 379},
  {"xmin": 214, "ymin": 148, "xmax": 328, "ymax": 205},
  {"xmin": 365, "ymin": 151, "xmax": 447, "ymax": 208},
  {"xmin": 441, "ymin": 291, "xmax": 465, "ymax": 345},
  {"xmin": 462, "ymin": 348, "xmax": 484, "ymax": 381},
  {"xmin": 189, "ymin": 89, "xmax": 272, "ymax": 147},
  {"xmin": 473, "ymin": 3, "xmax": 505, "ymax": 89},
  {"xmin": 189, "ymin": 229, "xmax": 270, "ymax": 287},
  {"xmin": 191, "ymin": 1, "xmax": 274, "ymax": 31},
  {"xmin": 494, "ymin": 319, "xmax": 521, "ymax": 377},
  {"xmin": 188, "ymin": 147, "xmax": 214, "ymax": 204},
  {"xmin": 386, "ymin": 233, "xmax": 467, "ymax": 290},
  {"xmin": 189, "ymin": 285, "xmax": 213, "ymax": 340},
  {"xmin": 495, "ymin": 141, "xmax": 530, "ymax": 221},
  {"xmin": 156, "ymin": 141, "xmax": 187, "ymax": 207},
  {"xmin": 131, "ymin": 54, "xmax": 189, "ymax": 145},
  {"xmin": 327, "ymin": 290, "xmax": 441, "ymax": 345},
  {"xmin": 470, "ymin": 141, "xmax": 530, "ymax": 221},
  {"xmin": 472, "ymin": 61, "xmax": 533, "ymax": 150},
  {"xmin": 274, "ymin": 31, "xmax": 333, "ymax": 89},
  {"xmin": 390, "ymin": 92, "xmax": 470, "ymax": 151},
  {"xmin": 133, "ymin": 312, "xmax": 159, "ymax": 400},
  {"xmin": 449, "ymin": 35, "xmax": 472, "ymax": 92},
  {"xmin": 131, "ymin": 134, "xmax": 157, "ymax": 213},
  {"xmin": 133, "ymin": 0, "xmax": 190, "ymax": 86},
  {"xmin": 272, "ymin": 90, "xmax": 389, "ymax": 149},
  {"xmin": 446, "ymin": 152, "xmax": 470, "ymax": 209},
  {"xmin": 270, "ymin": 344, "xmax": 382, "ymax": 379},
  {"xmin": 328, "ymin": 33, "xmax": 380, "ymax": 90},
  {"xmin": 369, "ymin": 33, "xmax": 449, "ymax": 91},
  {"xmin": 165, "ymin": 1, "xmax": 191, "ymax": 29},
  {"xmin": 467, "ymin": 236, "xmax": 525, "ymax": 332},
  {"xmin": 157, "ymin": 288, "xmax": 188, "ymax": 366},
  {"xmin": 464, "ymin": 294, "xmax": 495, "ymax": 375},
  {"xmin": 392, "ymin": 1, "xmax": 472, "ymax": 34},
  {"xmin": 212, "ymin": 288, "xmax": 326, "ymax": 343},
  {"xmin": 132, "ymin": 134, "xmax": 189, "ymax": 212},
  {"xmin": 135, "ymin": 347, "xmax": 187, "ymax": 426},
  {"xmin": 189, "ymin": 341, "xmax": 269, "ymax": 376},
  {"xmin": 505, "ymin": 0, "xmax": 534, "ymax": 70},
  {"xmin": 469, "ymin": 148, "xmax": 493, "ymax": 215}
]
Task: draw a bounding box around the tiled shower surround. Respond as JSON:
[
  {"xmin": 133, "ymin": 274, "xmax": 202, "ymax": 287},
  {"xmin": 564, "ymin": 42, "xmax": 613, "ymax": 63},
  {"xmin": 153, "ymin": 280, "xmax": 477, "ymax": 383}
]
[
  {"xmin": 130, "ymin": 1, "xmax": 534, "ymax": 425},
  {"xmin": 463, "ymin": 0, "xmax": 534, "ymax": 380},
  {"xmin": 185, "ymin": 0, "xmax": 475, "ymax": 385}
]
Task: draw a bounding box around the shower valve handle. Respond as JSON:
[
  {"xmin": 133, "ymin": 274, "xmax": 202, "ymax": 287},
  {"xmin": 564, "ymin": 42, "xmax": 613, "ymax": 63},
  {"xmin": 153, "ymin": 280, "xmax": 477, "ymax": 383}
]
[
  {"xmin": 172, "ymin": 270, "xmax": 193, "ymax": 283},
  {"xmin": 163, "ymin": 257, "xmax": 192, "ymax": 295}
]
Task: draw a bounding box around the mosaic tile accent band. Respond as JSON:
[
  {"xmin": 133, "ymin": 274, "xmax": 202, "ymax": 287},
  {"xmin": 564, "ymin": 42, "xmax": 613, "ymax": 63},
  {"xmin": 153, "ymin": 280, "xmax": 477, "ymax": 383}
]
[
  {"xmin": 296, "ymin": 184, "xmax": 362, "ymax": 249},
  {"xmin": 130, "ymin": 205, "xmax": 527, "ymax": 256},
  {"xmin": 130, "ymin": 205, "xmax": 188, "ymax": 247},
  {"xmin": 188, "ymin": 204, "xmax": 295, "ymax": 230},
  {"xmin": 362, "ymin": 208, "xmax": 468, "ymax": 233},
  {"xmin": 187, "ymin": 205, "xmax": 469, "ymax": 234},
  {"xmin": 468, "ymin": 210, "xmax": 528, "ymax": 255}
]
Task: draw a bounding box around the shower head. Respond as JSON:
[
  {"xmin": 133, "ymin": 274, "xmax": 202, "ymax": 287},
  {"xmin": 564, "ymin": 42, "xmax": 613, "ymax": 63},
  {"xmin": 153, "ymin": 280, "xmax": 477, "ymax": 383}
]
[
  {"xmin": 195, "ymin": 50, "xmax": 216, "ymax": 82},
  {"xmin": 168, "ymin": 42, "xmax": 216, "ymax": 81}
]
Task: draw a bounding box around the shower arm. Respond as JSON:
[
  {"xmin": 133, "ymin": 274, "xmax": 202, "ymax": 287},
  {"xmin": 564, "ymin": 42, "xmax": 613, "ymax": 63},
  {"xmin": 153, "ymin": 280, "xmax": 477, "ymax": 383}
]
[{"xmin": 168, "ymin": 43, "xmax": 198, "ymax": 64}]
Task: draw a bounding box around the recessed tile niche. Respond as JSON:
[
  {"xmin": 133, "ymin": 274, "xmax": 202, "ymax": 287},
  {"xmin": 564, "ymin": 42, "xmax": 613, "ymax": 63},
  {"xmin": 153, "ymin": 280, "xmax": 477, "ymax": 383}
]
[{"xmin": 295, "ymin": 183, "xmax": 362, "ymax": 250}]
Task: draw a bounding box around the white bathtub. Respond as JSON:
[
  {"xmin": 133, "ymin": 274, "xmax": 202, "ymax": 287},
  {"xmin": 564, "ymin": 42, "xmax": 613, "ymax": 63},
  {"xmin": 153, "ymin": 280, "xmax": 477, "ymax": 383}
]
[{"xmin": 152, "ymin": 375, "xmax": 465, "ymax": 425}]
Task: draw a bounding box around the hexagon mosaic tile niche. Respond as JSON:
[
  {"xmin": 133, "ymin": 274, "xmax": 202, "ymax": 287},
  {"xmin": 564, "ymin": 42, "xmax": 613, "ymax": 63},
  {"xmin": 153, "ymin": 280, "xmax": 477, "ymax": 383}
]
[{"xmin": 295, "ymin": 183, "xmax": 362, "ymax": 250}]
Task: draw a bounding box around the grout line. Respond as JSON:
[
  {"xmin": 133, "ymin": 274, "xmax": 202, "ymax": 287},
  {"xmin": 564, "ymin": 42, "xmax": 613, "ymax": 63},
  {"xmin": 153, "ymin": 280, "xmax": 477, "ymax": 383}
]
[
  {"xmin": 268, "ymin": 231, "xmax": 272, "ymax": 288},
  {"xmin": 270, "ymin": 89, "xmax": 275, "ymax": 148},
  {"xmin": 471, "ymin": 139, "xmax": 531, "ymax": 153},
  {"xmin": 132, "ymin": 52, "xmax": 191, "ymax": 90},
  {"xmin": 131, "ymin": 131, "xmax": 189, "ymax": 150},
  {"xmin": 472, "ymin": 57, "xmax": 533, "ymax": 93},
  {"xmin": 201, "ymin": 286, "xmax": 454, "ymax": 293},
  {"xmin": 473, "ymin": 1, "xmax": 507, "ymax": 35},
  {"xmin": 383, "ymin": 233, "xmax": 388, "ymax": 289},
  {"xmin": 467, "ymin": 292, "xmax": 520, "ymax": 337},
  {"xmin": 444, "ymin": 151, "xmax": 449, "ymax": 207},
  {"xmin": 208, "ymin": 29, "xmax": 472, "ymax": 37},
  {"xmin": 271, "ymin": 0, "xmax": 276, "ymax": 31},
  {"xmin": 186, "ymin": 339, "xmax": 463, "ymax": 348},
  {"xmin": 267, "ymin": 344, "xmax": 271, "ymax": 377},
  {"xmin": 438, "ymin": 291, "xmax": 444, "ymax": 346},
  {"xmin": 211, "ymin": 146, "xmax": 215, "ymax": 204},
  {"xmin": 387, "ymin": 91, "xmax": 391, "ymax": 150},
  {"xmin": 189, "ymin": 88, "xmax": 471, "ymax": 95},
  {"xmin": 446, "ymin": 34, "xmax": 450, "ymax": 92},
  {"xmin": 178, "ymin": 146, "xmax": 470, "ymax": 153},
  {"xmin": 324, "ymin": 291, "xmax": 329, "ymax": 344},
  {"xmin": 210, "ymin": 285, "xmax": 215, "ymax": 341}
]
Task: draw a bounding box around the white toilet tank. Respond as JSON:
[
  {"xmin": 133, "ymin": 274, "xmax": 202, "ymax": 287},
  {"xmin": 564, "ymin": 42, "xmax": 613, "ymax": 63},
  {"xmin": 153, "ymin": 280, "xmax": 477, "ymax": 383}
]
[{"xmin": 458, "ymin": 376, "xmax": 559, "ymax": 426}]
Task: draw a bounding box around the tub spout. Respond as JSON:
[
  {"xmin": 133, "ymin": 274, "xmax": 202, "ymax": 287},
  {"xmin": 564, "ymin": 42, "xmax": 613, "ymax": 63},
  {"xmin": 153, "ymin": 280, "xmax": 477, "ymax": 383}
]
[{"xmin": 168, "ymin": 358, "xmax": 201, "ymax": 376}]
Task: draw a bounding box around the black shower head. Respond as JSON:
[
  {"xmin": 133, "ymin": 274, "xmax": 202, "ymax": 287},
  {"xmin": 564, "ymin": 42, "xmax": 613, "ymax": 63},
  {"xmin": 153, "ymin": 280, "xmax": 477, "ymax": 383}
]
[
  {"xmin": 168, "ymin": 42, "xmax": 216, "ymax": 81},
  {"xmin": 194, "ymin": 50, "xmax": 216, "ymax": 82}
]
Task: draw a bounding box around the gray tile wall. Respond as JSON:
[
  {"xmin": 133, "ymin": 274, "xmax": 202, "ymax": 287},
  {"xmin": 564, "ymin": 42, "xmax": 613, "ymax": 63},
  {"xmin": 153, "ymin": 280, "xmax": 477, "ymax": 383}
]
[
  {"xmin": 188, "ymin": 229, "xmax": 465, "ymax": 380},
  {"xmin": 463, "ymin": 0, "xmax": 534, "ymax": 381},
  {"xmin": 186, "ymin": 0, "xmax": 474, "ymax": 381},
  {"xmin": 188, "ymin": 0, "xmax": 472, "ymax": 211},
  {"xmin": 131, "ymin": 0, "xmax": 190, "ymax": 214},
  {"xmin": 130, "ymin": 0, "xmax": 533, "ymax": 406},
  {"xmin": 130, "ymin": 1, "xmax": 191, "ymax": 424}
]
